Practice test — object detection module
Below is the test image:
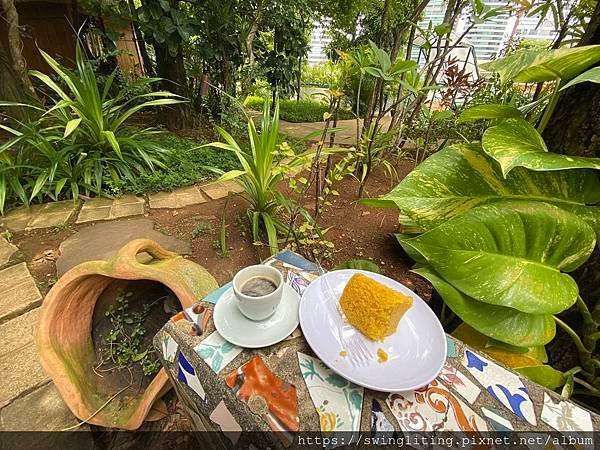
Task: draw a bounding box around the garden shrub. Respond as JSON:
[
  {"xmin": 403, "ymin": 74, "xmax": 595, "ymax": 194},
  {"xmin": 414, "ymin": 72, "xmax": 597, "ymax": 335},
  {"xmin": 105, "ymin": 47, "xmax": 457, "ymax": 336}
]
[
  {"xmin": 107, "ymin": 134, "xmax": 241, "ymax": 195},
  {"xmin": 0, "ymin": 44, "xmax": 183, "ymax": 212}
]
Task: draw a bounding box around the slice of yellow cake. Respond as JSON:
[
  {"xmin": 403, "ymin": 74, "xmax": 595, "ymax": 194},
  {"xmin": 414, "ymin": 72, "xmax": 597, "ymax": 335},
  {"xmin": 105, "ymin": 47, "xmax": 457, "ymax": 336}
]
[{"xmin": 339, "ymin": 273, "xmax": 413, "ymax": 341}]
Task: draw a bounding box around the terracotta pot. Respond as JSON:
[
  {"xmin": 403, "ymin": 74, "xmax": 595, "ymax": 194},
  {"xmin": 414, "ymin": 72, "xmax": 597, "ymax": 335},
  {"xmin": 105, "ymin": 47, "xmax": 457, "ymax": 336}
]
[{"xmin": 36, "ymin": 239, "xmax": 218, "ymax": 429}]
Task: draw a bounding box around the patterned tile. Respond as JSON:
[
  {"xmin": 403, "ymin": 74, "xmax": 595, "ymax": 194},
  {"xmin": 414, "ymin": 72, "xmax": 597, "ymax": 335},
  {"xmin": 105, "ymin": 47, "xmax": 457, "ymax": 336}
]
[
  {"xmin": 371, "ymin": 399, "xmax": 395, "ymax": 437},
  {"xmin": 194, "ymin": 331, "xmax": 243, "ymax": 373},
  {"xmin": 209, "ymin": 400, "xmax": 242, "ymax": 445},
  {"xmin": 184, "ymin": 303, "xmax": 211, "ymax": 336},
  {"xmin": 203, "ymin": 282, "xmax": 233, "ymax": 304},
  {"xmin": 387, "ymin": 379, "xmax": 488, "ymax": 432},
  {"xmin": 300, "ymin": 271, "xmax": 319, "ymax": 282},
  {"xmin": 297, "ymin": 353, "xmax": 363, "ymax": 440},
  {"xmin": 177, "ymin": 352, "xmax": 206, "ymax": 401},
  {"xmin": 287, "ymin": 271, "xmax": 310, "ymax": 297},
  {"xmin": 437, "ymin": 360, "xmax": 480, "ymax": 404},
  {"xmin": 225, "ymin": 356, "xmax": 298, "ymax": 445},
  {"xmin": 462, "ymin": 349, "xmax": 537, "ymax": 425},
  {"xmin": 446, "ymin": 335, "xmax": 457, "ymax": 358},
  {"xmin": 481, "ymin": 406, "xmax": 514, "ymax": 431},
  {"xmin": 541, "ymin": 392, "xmax": 593, "ymax": 431},
  {"xmin": 275, "ymin": 250, "xmax": 318, "ymax": 271},
  {"xmin": 161, "ymin": 331, "xmax": 178, "ymax": 363}
]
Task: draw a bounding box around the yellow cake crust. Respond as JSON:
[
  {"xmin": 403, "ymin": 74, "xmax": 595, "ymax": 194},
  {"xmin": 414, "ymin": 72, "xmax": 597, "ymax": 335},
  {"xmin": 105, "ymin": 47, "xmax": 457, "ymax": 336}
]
[{"xmin": 339, "ymin": 273, "xmax": 413, "ymax": 341}]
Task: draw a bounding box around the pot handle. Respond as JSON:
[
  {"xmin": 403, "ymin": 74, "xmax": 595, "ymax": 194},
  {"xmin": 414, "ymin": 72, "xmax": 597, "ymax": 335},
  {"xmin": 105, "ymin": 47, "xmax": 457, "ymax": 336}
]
[{"xmin": 113, "ymin": 239, "xmax": 178, "ymax": 267}]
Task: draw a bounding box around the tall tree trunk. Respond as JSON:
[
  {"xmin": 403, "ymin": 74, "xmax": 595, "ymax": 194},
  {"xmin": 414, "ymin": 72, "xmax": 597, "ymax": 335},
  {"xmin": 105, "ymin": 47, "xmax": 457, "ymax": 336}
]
[
  {"xmin": 128, "ymin": 0, "xmax": 154, "ymax": 76},
  {"xmin": 154, "ymin": 43, "xmax": 191, "ymax": 130},
  {"xmin": 542, "ymin": 1, "xmax": 600, "ymax": 157},
  {"xmin": 1, "ymin": 0, "xmax": 36, "ymax": 98},
  {"xmin": 0, "ymin": 39, "xmax": 26, "ymax": 115}
]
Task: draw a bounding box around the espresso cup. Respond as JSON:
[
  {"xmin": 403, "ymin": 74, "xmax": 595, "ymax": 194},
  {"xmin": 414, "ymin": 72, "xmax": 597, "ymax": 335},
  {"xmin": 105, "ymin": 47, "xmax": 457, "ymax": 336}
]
[{"xmin": 233, "ymin": 265, "xmax": 284, "ymax": 321}]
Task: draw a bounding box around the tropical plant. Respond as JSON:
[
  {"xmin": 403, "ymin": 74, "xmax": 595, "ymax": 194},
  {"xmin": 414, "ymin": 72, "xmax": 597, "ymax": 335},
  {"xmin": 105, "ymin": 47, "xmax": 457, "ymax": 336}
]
[
  {"xmin": 0, "ymin": 43, "xmax": 183, "ymax": 213},
  {"xmin": 479, "ymin": 44, "xmax": 600, "ymax": 132},
  {"xmin": 358, "ymin": 13, "xmax": 600, "ymax": 379},
  {"xmin": 203, "ymin": 98, "xmax": 316, "ymax": 254},
  {"xmin": 366, "ymin": 46, "xmax": 600, "ymax": 395}
]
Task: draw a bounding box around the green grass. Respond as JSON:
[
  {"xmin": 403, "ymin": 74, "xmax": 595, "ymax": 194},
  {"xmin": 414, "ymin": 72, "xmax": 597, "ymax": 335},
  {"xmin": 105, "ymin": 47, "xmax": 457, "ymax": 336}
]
[
  {"xmin": 244, "ymin": 96, "xmax": 354, "ymax": 123},
  {"xmin": 107, "ymin": 133, "xmax": 240, "ymax": 195}
]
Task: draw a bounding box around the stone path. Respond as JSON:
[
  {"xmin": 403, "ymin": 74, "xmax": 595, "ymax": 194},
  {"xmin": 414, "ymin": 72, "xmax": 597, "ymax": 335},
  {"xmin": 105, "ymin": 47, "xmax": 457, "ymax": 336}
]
[
  {"xmin": 0, "ymin": 180, "xmax": 242, "ymax": 233},
  {"xmin": 278, "ymin": 116, "xmax": 393, "ymax": 146},
  {"xmin": 0, "ymin": 178, "xmax": 243, "ymax": 430}
]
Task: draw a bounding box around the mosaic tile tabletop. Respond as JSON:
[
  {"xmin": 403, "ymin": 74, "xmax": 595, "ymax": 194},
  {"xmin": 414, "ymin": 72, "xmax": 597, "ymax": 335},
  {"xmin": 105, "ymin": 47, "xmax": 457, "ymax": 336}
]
[{"xmin": 154, "ymin": 251, "xmax": 599, "ymax": 448}]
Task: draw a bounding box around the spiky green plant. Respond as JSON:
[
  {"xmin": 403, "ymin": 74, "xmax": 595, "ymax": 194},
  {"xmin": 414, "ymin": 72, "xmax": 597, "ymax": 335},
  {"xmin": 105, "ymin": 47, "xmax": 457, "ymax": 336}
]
[{"xmin": 0, "ymin": 42, "xmax": 185, "ymax": 212}]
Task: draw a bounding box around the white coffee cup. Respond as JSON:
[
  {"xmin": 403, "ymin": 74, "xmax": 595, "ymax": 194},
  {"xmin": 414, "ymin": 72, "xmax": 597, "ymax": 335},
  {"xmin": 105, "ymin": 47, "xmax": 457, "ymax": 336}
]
[{"xmin": 233, "ymin": 265, "xmax": 284, "ymax": 321}]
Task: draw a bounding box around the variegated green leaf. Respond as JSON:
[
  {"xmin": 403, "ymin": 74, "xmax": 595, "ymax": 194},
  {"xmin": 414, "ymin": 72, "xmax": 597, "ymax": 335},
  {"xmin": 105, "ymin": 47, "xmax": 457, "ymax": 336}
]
[
  {"xmin": 514, "ymin": 365, "xmax": 566, "ymax": 390},
  {"xmin": 483, "ymin": 118, "xmax": 600, "ymax": 175},
  {"xmin": 481, "ymin": 45, "xmax": 600, "ymax": 82},
  {"xmin": 456, "ymin": 104, "xmax": 522, "ymax": 123},
  {"xmin": 402, "ymin": 201, "xmax": 595, "ymax": 314},
  {"xmin": 414, "ymin": 266, "xmax": 555, "ymax": 346},
  {"xmin": 560, "ymin": 66, "xmax": 600, "ymax": 91},
  {"xmin": 63, "ymin": 118, "xmax": 82, "ymax": 138},
  {"xmin": 362, "ymin": 144, "xmax": 600, "ymax": 230}
]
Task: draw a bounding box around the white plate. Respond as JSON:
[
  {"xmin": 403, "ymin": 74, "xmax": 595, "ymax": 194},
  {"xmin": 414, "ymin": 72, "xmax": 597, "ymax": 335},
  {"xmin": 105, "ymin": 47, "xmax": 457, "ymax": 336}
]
[
  {"xmin": 299, "ymin": 269, "xmax": 446, "ymax": 392},
  {"xmin": 214, "ymin": 284, "xmax": 300, "ymax": 348}
]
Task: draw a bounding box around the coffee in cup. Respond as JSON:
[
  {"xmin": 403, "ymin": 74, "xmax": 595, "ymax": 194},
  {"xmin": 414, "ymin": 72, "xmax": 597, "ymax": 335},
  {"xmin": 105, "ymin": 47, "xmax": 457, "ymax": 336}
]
[{"xmin": 233, "ymin": 265, "xmax": 283, "ymax": 321}]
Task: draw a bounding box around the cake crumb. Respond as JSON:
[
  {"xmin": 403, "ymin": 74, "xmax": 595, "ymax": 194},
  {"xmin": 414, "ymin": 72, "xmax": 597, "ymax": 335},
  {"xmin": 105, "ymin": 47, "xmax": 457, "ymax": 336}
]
[
  {"xmin": 377, "ymin": 348, "xmax": 388, "ymax": 363},
  {"xmin": 339, "ymin": 350, "xmax": 348, "ymax": 358}
]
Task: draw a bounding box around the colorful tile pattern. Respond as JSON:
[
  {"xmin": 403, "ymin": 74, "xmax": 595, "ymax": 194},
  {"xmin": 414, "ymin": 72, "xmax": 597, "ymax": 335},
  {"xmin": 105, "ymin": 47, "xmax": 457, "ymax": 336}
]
[
  {"xmin": 541, "ymin": 392, "xmax": 593, "ymax": 432},
  {"xmin": 298, "ymin": 352, "xmax": 363, "ymax": 437},
  {"xmin": 437, "ymin": 360, "xmax": 480, "ymax": 404},
  {"xmin": 275, "ymin": 250, "xmax": 318, "ymax": 271},
  {"xmin": 481, "ymin": 406, "xmax": 514, "ymax": 431},
  {"xmin": 225, "ymin": 356, "xmax": 299, "ymax": 445},
  {"xmin": 287, "ymin": 271, "xmax": 310, "ymax": 297},
  {"xmin": 462, "ymin": 349, "xmax": 537, "ymax": 426},
  {"xmin": 387, "ymin": 379, "xmax": 488, "ymax": 432},
  {"xmin": 370, "ymin": 399, "xmax": 395, "ymax": 437},
  {"xmin": 446, "ymin": 335, "xmax": 457, "ymax": 358},
  {"xmin": 209, "ymin": 400, "xmax": 242, "ymax": 445},
  {"xmin": 160, "ymin": 330, "xmax": 178, "ymax": 363},
  {"xmin": 195, "ymin": 330, "xmax": 243, "ymax": 373},
  {"xmin": 177, "ymin": 352, "xmax": 206, "ymax": 401}
]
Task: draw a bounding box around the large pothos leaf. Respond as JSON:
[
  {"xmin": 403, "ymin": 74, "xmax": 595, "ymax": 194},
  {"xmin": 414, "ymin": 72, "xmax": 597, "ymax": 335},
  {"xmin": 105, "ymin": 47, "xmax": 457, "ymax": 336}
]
[
  {"xmin": 452, "ymin": 323, "xmax": 548, "ymax": 366},
  {"xmin": 560, "ymin": 66, "xmax": 600, "ymax": 91},
  {"xmin": 456, "ymin": 104, "xmax": 522, "ymax": 123},
  {"xmin": 402, "ymin": 201, "xmax": 596, "ymax": 315},
  {"xmin": 481, "ymin": 45, "xmax": 600, "ymax": 83},
  {"xmin": 415, "ymin": 267, "xmax": 555, "ymax": 347},
  {"xmin": 362, "ymin": 144, "xmax": 600, "ymax": 230},
  {"xmin": 514, "ymin": 365, "xmax": 566, "ymax": 390},
  {"xmin": 483, "ymin": 118, "xmax": 600, "ymax": 175}
]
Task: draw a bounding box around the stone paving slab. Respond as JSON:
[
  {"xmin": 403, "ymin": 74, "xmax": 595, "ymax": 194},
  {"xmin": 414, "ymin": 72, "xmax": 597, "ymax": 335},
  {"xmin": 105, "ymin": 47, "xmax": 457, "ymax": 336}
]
[
  {"xmin": 148, "ymin": 185, "xmax": 207, "ymax": 209},
  {"xmin": 0, "ymin": 236, "xmax": 17, "ymax": 267},
  {"xmin": 0, "ymin": 308, "xmax": 39, "ymax": 356},
  {"xmin": 76, "ymin": 195, "xmax": 145, "ymax": 224},
  {"xmin": 0, "ymin": 308, "xmax": 48, "ymax": 409},
  {"xmin": 0, "ymin": 382, "xmax": 87, "ymax": 432},
  {"xmin": 199, "ymin": 181, "xmax": 244, "ymax": 200},
  {"xmin": 56, "ymin": 218, "xmax": 192, "ymax": 276},
  {"xmin": 0, "ymin": 201, "xmax": 78, "ymax": 232},
  {"xmin": 0, "ymin": 263, "xmax": 42, "ymax": 323}
]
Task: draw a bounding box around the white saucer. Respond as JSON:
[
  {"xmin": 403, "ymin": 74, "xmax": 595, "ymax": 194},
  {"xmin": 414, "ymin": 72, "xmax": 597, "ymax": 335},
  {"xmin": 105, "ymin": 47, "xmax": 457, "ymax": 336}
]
[{"xmin": 213, "ymin": 284, "xmax": 301, "ymax": 348}]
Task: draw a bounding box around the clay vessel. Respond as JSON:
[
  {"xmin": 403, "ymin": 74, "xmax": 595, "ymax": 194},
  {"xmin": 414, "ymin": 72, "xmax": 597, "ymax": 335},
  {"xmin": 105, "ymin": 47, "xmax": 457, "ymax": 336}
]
[{"xmin": 36, "ymin": 239, "xmax": 218, "ymax": 429}]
